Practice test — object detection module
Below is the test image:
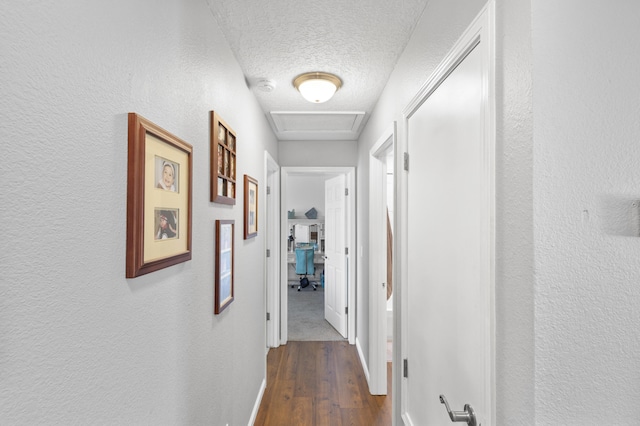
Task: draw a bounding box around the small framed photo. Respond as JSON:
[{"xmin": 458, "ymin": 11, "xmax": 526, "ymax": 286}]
[
  {"xmin": 210, "ymin": 111, "xmax": 237, "ymax": 205},
  {"xmin": 244, "ymin": 174, "xmax": 258, "ymax": 239},
  {"xmin": 126, "ymin": 113, "xmax": 192, "ymax": 278},
  {"xmin": 215, "ymin": 220, "xmax": 235, "ymax": 314}
]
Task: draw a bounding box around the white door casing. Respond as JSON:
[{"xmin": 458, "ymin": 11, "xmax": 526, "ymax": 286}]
[
  {"xmin": 401, "ymin": 3, "xmax": 495, "ymax": 426},
  {"xmin": 264, "ymin": 151, "xmax": 280, "ymax": 349},
  {"xmin": 324, "ymin": 174, "xmax": 348, "ymax": 337},
  {"xmin": 368, "ymin": 124, "xmax": 396, "ymax": 395},
  {"xmin": 278, "ymin": 167, "xmax": 356, "ymax": 345}
]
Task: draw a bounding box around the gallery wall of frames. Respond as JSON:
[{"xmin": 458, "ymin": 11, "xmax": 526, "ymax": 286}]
[{"xmin": 126, "ymin": 111, "xmax": 258, "ymax": 314}]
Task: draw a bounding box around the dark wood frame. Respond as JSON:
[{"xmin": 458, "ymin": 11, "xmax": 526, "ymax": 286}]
[
  {"xmin": 244, "ymin": 174, "xmax": 258, "ymax": 239},
  {"xmin": 215, "ymin": 220, "xmax": 235, "ymax": 313},
  {"xmin": 126, "ymin": 113, "xmax": 193, "ymax": 278},
  {"xmin": 210, "ymin": 111, "xmax": 237, "ymax": 205}
]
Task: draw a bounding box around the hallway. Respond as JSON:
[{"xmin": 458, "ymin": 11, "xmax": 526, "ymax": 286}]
[{"xmin": 255, "ymin": 341, "xmax": 391, "ymax": 425}]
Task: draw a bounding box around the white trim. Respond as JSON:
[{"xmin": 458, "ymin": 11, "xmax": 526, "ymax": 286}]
[
  {"xmin": 279, "ymin": 173, "xmax": 289, "ymax": 345},
  {"xmin": 248, "ymin": 377, "xmax": 267, "ymax": 426},
  {"xmin": 355, "ymin": 337, "xmax": 371, "ymax": 385},
  {"xmin": 268, "ymin": 111, "xmax": 366, "ymax": 141},
  {"xmin": 399, "ymin": 2, "xmax": 496, "ymax": 424},
  {"xmin": 280, "ymin": 167, "xmax": 357, "ymax": 345},
  {"xmin": 368, "ymin": 123, "xmax": 396, "ymax": 395},
  {"xmin": 264, "ymin": 151, "xmax": 280, "ymax": 349}
]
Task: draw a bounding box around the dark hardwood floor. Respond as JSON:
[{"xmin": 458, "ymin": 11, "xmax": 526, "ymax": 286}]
[{"xmin": 255, "ymin": 341, "xmax": 392, "ymax": 426}]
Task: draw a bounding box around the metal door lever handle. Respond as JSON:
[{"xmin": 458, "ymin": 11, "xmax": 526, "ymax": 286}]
[{"xmin": 439, "ymin": 395, "xmax": 478, "ymax": 426}]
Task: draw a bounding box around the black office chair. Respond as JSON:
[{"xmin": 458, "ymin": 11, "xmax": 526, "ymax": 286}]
[{"xmin": 295, "ymin": 246, "xmax": 316, "ymax": 291}]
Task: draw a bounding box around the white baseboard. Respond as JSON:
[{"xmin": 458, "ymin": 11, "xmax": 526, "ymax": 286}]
[
  {"xmin": 355, "ymin": 337, "xmax": 371, "ymax": 386},
  {"xmin": 248, "ymin": 378, "xmax": 266, "ymax": 426}
]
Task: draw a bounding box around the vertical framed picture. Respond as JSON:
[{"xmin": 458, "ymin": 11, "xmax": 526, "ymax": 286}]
[
  {"xmin": 210, "ymin": 111, "xmax": 237, "ymax": 205},
  {"xmin": 244, "ymin": 174, "xmax": 258, "ymax": 239},
  {"xmin": 126, "ymin": 113, "xmax": 192, "ymax": 278},
  {"xmin": 215, "ymin": 220, "xmax": 235, "ymax": 314}
]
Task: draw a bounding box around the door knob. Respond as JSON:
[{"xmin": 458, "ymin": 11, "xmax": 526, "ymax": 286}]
[{"xmin": 439, "ymin": 395, "xmax": 479, "ymax": 426}]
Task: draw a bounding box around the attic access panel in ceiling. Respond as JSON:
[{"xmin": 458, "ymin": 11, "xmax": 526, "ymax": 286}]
[{"xmin": 269, "ymin": 111, "xmax": 366, "ymax": 141}]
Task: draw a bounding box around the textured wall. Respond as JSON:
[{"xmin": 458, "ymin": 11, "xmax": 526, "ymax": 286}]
[
  {"xmin": 0, "ymin": 1, "xmax": 277, "ymax": 424},
  {"xmin": 494, "ymin": 0, "xmax": 535, "ymax": 423},
  {"xmin": 278, "ymin": 140, "xmax": 357, "ymax": 167},
  {"xmin": 533, "ymin": 1, "xmax": 640, "ymax": 424}
]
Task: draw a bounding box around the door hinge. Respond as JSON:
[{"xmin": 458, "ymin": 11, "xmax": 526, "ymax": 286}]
[
  {"xmin": 267, "ymin": 186, "xmax": 271, "ymax": 195},
  {"xmin": 345, "ymin": 307, "xmax": 348, "ymax": 315},
  {"xmin": 266, "ymin": 249, "xmax": 271, "ymax": 258},
  {"xmin": 403, "ymin": 359, "xmax": 409, "ymax": 378},
  {"xmin": 345, "ymin": 247, "xmax": 349, "ymax": 255},
  {"xmin": 345, "ymin": 188, "xmax": 349, "ymax": 196},
  {"xmin": 404, "ymin": 152, "xmax": 409, "ymax": 171},
  {"xmin": 266, "ymin": 312, "xmax": 270, "ymax": 321}
]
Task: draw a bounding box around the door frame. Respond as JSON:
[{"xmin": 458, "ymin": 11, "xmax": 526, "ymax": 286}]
[
  {"xmin": 279, "ymin": 166, "xmax": 356, "ymax": 345},
  {"xmin": 265, "ymin": 151, "xmax": 280, "ymax": 349},
  {"xmin": 399, "ymin": 2, "xmax": 496, "ymax": 424},
  {"xmin": 368, "ymin": 123, "xmax": 396, "ymax": 395}
]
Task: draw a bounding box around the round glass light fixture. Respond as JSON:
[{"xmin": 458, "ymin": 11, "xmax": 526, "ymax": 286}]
[{"xmin": 293, "ymin": 72, "xmax": 342, "ymax": 103}]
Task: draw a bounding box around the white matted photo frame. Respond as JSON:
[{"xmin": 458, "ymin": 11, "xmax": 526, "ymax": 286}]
[
  {"xmin": 215, "ymin": 220, "xmax": 235, "ymax": 314},
  {"xmin": 126, "ymin": 113, "xmax": 193, "ymax": 278},
  {"xmin": 244, "ymin": 174, "xmax": 258, "ymax": 239}
]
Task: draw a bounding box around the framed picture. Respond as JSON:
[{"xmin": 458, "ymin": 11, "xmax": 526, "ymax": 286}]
[
  {"xmin": 210, "ymin": 111, "xmax": 237, "ymax": 205},
  {"xmin": 244, "ymin": 174, "xmax": 258, "ymax": 239},
  {"xmin": 126, "ymin": 113, "xmax": 192, "ymax": 278},
  {"xmin": 215, "ymin": 220, "xmax": 235, "ymax": 314}
]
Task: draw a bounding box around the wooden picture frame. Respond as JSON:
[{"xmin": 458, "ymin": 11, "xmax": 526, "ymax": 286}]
[
  {"xmin": 126, "ymin": 113, "xmax": 193, "ymax": 278},
  {"xmin": 244, "ymin": 174, "xmax": 258, "ymax": 239},
  {"xmin": 210, "ymin": 111, "xmax": 236, "ymax": 205},
  {"xmin": 215, "ymin": 220, "xmax": 235, "ymax": 314}
]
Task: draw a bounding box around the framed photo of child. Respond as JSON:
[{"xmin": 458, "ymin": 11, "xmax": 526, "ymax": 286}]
[
  {"xmin": 155, "ymin": 157, "xmax": 179, "ymax": 192},
  {"xmin": 126, "ymin": 113, "xmax": 193, "ymax": 278}
]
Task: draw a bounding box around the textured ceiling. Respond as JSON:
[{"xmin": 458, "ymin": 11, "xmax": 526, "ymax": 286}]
[{"xmin": 206, "ymin": 0, "xmax": 429, "ymax": 140}]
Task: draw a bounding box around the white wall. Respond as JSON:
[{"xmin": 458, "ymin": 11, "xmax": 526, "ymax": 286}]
[
  {"xmin": 356, "ymin": 0, "xmax": 534, "ymax": 422},
  {"xmin": 286, "ymin": 176, "xmax": 326, "ymax": 219},
  {"xmin": 278, "ymin": 140, "xmax": 358, "ymax": 167},
  {"xmin": 0, "ymin": 1, "xmax": 277, "ymax": 424},
  {"xmin": 533, "ymin": 1, "xmax": 640, "ymax": 424},
  {"xmin": 494, "ymin": 0, "xmax": 535, "ymax": 422}
]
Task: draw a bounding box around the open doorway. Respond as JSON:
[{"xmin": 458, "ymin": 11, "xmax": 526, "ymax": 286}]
[
  {"xmin": 278, "ymin": 167, "xmax": 356, "ymax": 345},
  {"xmin": 285, "ymin": 173, "xmax": 342, "ymax": 341},
  {"xmin": 369, "ymin": 124, "xmax": 395, "ymax": 395},
  {"xmin": 264, "ymin": 151, "xmax": 280, "ymax": 349}
]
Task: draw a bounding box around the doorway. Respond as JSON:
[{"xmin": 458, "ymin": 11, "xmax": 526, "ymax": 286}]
[
  {"xmin": 369, "ymin": 124, "xmax": 396, "ymax": 395},
  {"xmin": 265, "ymin": 151, "xmax": 280, "ymax": 349},
  {"xmin": 278, "ymin": 167, "xmax": 356, "ymax": 345}
]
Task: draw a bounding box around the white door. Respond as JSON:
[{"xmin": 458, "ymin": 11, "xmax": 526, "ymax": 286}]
[
  {"xmin": 324, "ymin": 174, "xmax": 347, "ymax": 337},
  {"xmin": 402, "ymin": 4, "xmax": 494, "ymax": 426}
]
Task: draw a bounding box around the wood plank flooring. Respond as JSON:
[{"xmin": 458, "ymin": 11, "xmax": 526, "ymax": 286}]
[{"xmin": 255, "ymin": 341, "xmax": 392, "ymax": 426}]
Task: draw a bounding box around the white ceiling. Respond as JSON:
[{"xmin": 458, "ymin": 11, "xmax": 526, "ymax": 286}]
[{"xmin": 206, "ymin": 0, "xmax": 430, "ymax": 140}]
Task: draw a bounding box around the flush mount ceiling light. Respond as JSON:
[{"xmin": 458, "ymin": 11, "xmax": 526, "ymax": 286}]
[{"xmin": 293, "ymin": 72, "xmax": 342, "ymax": 103}]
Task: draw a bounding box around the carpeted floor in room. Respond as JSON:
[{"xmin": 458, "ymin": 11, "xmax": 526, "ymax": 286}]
[{"xmin": 287, "ymin": 283, "xmax": 345, "ymax": 341}]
